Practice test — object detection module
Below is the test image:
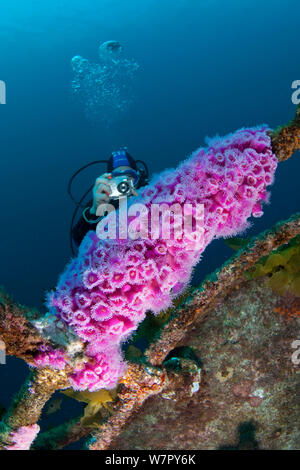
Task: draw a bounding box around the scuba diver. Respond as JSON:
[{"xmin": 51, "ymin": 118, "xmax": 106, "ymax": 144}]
[{"xmin": 69, "ymin": 148, "xmax": 149, "ymax": 254}]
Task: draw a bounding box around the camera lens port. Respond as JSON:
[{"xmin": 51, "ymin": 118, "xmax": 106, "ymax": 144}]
[{"xmin": 117, "ymin": 181, "xmax": 130, "ymax": 194}]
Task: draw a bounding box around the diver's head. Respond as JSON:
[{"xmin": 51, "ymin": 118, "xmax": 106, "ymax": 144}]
[
  {"xmin": 107, "ymin": 148, "xmax": 137, "ymax": 171},
  {"xmin": 107, "ymin": 148, "xmax": 140, "ymax": 186}
]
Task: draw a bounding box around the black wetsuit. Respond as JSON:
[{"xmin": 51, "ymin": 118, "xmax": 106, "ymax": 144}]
[{"xmin": 72, "ymin": 199, "xmax": 119, "ymax": 247}]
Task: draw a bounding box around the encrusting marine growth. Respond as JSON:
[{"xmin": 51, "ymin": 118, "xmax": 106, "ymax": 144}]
[
  {"xmin": 246, "ymin": 234, "xmax": 300, "ymax": 297},
  {"xmin": 33, "ymin": 126, "xmax": 278, "ymax": 392},
  {"xmin": 245, "ymin": 234, "xmax": 300, "ymax": 320},
  {"xmin": 4, "ymin": 424, "xmax": 40, "ymax": 450}
]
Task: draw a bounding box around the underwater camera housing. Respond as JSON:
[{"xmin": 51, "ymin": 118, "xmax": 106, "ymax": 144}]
[
  {"xmin": 107, "ymin": 148, "xmax": 142, "ymax": 199},
  {"xmin": 108, "ymin": 172, "xmax": 136, "ymax": 200}
]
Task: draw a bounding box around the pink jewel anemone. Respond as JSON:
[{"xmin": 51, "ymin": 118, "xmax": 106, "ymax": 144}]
[{"xmin": 36, "ymin": 126, "xmax": 277, "ymax": 391}]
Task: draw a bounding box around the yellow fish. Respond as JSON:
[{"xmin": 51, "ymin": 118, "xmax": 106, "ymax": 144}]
[{"xmin": 62, "ymin": 388, "xmax": 117, "ymax": 427}]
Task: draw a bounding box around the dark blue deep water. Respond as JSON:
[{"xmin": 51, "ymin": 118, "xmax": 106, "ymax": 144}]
[{"xmin": 0, "ymin": 0, "xmax": 299, "ymax": 446}]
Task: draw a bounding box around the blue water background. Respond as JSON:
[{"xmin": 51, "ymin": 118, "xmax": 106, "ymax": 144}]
[{"xmin": 0, "ymin": 0, "xmax": 299, "ymax": 427}]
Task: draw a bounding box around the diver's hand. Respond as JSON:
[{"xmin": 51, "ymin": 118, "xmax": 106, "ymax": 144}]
[{"xmin": 90, "ymin": 173, "xmax": 112, "ymax": 215}]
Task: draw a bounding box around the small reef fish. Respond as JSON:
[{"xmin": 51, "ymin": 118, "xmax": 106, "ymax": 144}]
[
  {"xmin": 225, "ymin": 237, "xmax": 251, "ymax": 251},
  {"xmin": 44, "ymin": 397, "xmax": 63, "ymax": 416}
]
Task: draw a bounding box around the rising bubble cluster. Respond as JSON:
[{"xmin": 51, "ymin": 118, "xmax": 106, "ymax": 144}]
[{"xmin": 71, "ymin": 41, "xmax": 139, "ymax": 126}]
